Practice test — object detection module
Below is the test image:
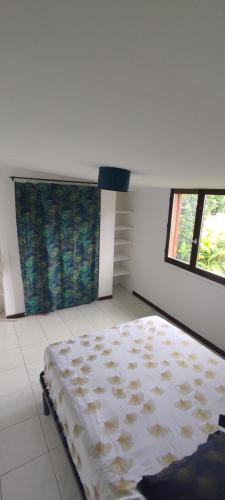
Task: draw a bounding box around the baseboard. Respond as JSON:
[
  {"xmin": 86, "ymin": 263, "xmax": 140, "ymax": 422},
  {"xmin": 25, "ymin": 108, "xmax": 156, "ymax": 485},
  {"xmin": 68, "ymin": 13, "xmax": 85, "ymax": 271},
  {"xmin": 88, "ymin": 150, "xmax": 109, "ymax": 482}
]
[
  {"xmin": 6, "ymin": 298, "xmax": 113, "ymax": 316},
  {"xmin": 133, "ymin": 290, "xmax": 225, "ymax": 359},
  {"xmin": 97, "ymin": 295, "xmax": 113, "ymax": 301},
  {"xmin": 6, "ymin": 312, "xmax": 25, "ymax": 319}
]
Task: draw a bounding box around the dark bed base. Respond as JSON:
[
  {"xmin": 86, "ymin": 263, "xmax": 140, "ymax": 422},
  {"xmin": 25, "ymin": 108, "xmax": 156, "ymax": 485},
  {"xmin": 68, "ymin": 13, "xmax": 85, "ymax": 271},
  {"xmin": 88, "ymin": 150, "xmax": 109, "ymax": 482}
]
[{"xmin": 40, "ymin": 371, "xmax": 87, "ymax": 500}]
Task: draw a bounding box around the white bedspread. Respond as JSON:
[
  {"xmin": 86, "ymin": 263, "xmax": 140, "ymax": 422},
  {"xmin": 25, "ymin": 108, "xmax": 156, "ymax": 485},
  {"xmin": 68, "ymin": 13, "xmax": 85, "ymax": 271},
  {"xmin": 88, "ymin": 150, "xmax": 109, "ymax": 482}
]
[{"xmin": 44, "ymin": 316, "xmax": 225, "ymax": 499}]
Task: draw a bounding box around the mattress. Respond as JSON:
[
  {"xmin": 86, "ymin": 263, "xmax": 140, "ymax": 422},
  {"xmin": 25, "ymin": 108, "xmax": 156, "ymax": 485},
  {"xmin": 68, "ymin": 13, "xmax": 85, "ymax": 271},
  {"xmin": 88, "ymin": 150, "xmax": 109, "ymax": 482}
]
[{"xmin": 44, "ymin": 315, "xmax": 225, "ymax": 499}]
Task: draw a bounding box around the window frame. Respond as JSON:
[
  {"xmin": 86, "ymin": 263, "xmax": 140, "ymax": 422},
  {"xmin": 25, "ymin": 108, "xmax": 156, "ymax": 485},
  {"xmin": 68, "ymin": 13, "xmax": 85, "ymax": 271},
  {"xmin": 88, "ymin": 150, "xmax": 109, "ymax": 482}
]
[{"xmin": 165, "ymin": 189, "xmax": 225, "ymax": 286}]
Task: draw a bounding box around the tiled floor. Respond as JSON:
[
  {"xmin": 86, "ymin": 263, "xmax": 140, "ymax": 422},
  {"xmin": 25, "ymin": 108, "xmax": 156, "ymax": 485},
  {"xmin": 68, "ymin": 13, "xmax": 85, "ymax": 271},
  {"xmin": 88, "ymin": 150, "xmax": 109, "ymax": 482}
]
[{"xmin": 0, "ymin": 287, "xmax": 159, "ymax": 500}]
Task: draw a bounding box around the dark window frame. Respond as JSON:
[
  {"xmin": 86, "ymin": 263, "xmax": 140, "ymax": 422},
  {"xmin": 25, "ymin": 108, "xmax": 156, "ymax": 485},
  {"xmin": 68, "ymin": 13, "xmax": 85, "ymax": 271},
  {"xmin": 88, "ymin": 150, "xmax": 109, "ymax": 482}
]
[{"xmin": 165, "ymin": 189, "xmax": 225, "ymax": 286}]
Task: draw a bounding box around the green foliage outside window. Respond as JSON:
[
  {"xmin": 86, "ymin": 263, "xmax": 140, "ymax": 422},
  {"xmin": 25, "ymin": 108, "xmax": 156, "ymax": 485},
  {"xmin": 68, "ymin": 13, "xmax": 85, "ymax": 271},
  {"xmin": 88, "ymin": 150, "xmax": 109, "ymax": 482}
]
[
  {"xmin": 176, "ymin": 194, "xmax": 197, "ymax": 264},
  {"xmin": 176, "ymin": 194, "xmax": 225, "ymax": 277},
  {"xmin": 197, "ymin": 195, "xmax": 225, "ymax": 277}
]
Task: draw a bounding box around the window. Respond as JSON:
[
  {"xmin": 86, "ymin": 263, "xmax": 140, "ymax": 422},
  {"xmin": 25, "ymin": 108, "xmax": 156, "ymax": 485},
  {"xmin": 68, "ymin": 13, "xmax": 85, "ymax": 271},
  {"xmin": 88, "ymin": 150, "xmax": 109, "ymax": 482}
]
[{"xmin": 165, "ymin": 190, "xmax": 225, "ymax": 285}]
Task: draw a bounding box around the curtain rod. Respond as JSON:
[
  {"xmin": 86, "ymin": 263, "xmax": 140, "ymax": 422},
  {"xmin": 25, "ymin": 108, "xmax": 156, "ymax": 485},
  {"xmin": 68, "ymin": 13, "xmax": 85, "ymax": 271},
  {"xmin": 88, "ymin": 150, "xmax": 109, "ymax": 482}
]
[{"xmin": 10, "ymin": 175, "xmax": 97, "ymax": 185}]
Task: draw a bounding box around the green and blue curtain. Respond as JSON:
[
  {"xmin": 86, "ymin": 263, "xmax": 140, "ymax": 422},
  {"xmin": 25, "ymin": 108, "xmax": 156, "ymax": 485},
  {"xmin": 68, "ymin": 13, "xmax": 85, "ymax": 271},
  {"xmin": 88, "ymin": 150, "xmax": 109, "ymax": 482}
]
[{"xmin": 15, "ymin": 182, "xmax": 100, "ymax": 315}]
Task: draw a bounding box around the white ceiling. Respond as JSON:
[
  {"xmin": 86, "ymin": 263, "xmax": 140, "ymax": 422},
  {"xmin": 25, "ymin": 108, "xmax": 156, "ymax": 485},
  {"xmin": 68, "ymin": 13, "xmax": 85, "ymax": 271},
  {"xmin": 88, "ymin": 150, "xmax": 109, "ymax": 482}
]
[{"xmin": 0, "ymin": 0, "xmax": 225, "ymax": 187}]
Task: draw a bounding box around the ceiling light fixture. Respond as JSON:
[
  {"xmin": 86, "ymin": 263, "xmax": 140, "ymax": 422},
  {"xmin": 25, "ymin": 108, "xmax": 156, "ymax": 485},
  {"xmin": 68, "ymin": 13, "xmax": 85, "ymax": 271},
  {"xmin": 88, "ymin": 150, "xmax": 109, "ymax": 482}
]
[{"xmin": 97, "ymin": 166, "xmax": 130, "ymax": 192}]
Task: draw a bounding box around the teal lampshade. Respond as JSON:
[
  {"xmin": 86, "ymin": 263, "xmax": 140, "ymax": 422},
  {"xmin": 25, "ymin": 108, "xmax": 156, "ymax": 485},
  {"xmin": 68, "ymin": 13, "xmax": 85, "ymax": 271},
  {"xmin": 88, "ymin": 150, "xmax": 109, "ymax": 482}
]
[{"xmin": 97, "ymin": 166, "xmax": 130, "ymax": 192}]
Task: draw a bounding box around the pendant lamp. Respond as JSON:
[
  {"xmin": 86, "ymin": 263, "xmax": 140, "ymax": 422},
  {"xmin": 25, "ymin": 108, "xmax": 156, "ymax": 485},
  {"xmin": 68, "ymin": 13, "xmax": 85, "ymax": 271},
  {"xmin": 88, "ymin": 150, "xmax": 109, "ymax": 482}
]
[{"xmin": 97, "ymin": 166, "xmax": 130, "ymax": 192}]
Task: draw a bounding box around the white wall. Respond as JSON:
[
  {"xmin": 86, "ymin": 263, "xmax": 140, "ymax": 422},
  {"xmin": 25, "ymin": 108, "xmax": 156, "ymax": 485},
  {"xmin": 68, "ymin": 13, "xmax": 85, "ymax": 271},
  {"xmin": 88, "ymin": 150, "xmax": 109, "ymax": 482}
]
[
  {"xmin": 0, "ymin": 167, "xmax": 114, "ymax": 315},
  {"xmin": 98, "ymin": 190, "xmax": 116, "ymax": 297},
  {"xmin": 131, "ymin": 187, "xmax": 225, "ymax": 351},
  {"xmin": 0, "ymin": 168, "xmax": 25, "ymax": 316}
]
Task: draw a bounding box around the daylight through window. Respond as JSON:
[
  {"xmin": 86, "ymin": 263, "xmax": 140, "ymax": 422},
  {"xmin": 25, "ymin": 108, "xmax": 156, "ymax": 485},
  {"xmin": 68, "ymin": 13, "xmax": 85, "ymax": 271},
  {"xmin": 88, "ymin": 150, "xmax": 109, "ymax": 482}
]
[{"xmin": 165, "ymin": 190, "xmax": 225, "ymax": 285}]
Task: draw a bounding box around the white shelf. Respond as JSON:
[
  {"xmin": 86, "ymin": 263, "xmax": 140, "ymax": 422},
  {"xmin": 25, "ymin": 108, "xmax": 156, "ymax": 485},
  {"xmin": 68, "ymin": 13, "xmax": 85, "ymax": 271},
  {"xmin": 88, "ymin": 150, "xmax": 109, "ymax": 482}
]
[
  {"xmin": 115, "ymin": 225, "xmax": 133, "ymax": 230},
  {"xmin": 116, "ymin": 210, "xmax": 133, "ymax": 214},
  {"xmin": 114, "ymin": 254, "xmax": 130, "ymax": 262},
  {"xmin": 114, "ymin": 239, "xmax": 131, "ymax": 245},
  {"xmin": 113, "ymin": 266, "xmax": 131, "ymax": 277},
  {"xmin": 114, "ymin": 195, "xmax": 133, "ymax": 282}
]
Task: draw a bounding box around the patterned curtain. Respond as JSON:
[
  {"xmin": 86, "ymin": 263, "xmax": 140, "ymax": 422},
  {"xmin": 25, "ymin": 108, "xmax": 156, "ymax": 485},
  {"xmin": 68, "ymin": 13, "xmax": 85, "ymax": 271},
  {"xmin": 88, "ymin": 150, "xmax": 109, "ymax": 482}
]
[{"xmin": 15, "ymin": 182, "xmax": 100, "ymax": 315}]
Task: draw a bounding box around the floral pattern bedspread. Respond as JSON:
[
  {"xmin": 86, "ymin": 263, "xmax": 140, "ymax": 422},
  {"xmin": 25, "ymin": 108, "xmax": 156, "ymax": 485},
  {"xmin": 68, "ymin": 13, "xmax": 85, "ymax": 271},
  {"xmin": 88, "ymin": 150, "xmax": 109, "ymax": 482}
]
[{"xmin": 44, "ymin": 316, "xmax": 225, "ymax": 499}]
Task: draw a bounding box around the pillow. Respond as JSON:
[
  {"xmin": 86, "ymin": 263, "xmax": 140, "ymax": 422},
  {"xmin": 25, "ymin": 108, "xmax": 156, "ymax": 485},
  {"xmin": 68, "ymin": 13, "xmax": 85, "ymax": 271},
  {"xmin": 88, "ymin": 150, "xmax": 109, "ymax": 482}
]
[{"xmin": 137, "ymin": 431, "xmax": 225, "ymax": 500}]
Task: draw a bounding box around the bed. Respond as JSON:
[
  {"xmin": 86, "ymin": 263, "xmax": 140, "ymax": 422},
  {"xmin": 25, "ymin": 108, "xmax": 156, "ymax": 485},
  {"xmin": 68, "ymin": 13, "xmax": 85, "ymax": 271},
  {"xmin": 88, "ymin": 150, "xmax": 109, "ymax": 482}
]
[{"xmin": 42, "ymin": 315, "xmax": 225, "ymax": 499}]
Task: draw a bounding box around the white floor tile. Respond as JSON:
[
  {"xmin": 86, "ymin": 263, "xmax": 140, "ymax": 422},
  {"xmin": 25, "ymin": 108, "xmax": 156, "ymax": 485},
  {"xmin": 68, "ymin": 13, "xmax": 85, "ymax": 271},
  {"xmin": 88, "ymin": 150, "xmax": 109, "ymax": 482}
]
[
  {"xmin": 0, "ymin": 366, "xmax": 30, "ymax": 398},
  {"xmin": 89, "ymin": 316, "xmax": 115, "ymax": 330},
  {"xmin": 50, "ymin": 447, "xmax": 81, "ymax": 500},
  {"xmin": 43, "ymin": 324, "xmax": 70, "ymax": 338},
  {"xmin": 0, "ymin": 348, "xmax": 24, "ymax": 373},
  {"xmin": 0, "ymin": 321, "xmax": 16, "ymax": 334},
  {"xmin": 111, "ymin": 305, "xmax": 138, "ymax": 320},
  {"xmin": 66, "ymin": 317, "xmax": 95, "ymax": 336},
  {"xmin": 88, "ymin": 303, "xmax": 114, "ymax": 316},
  {"xmin": 0, "ymin": 387, "xmax": 37, "ymax": 432},
  {"xmin": 22, "ymin": 341, "xmax": 48, "ymax": 364},
  {"xmin": 1, "ymin": 453, "xmax": 61, "ymax": 500},
  {"xmin": 0, "ymin": 331, "xmax": 19, "ymax": 352},
  {"xmin": 26, "ymin": 359, "xmax": 44, "ymax": 386},
  {"xmin": 0, "ymin": 416, "xmax": 47, "ymax": 475},
  {"xmin": 59, "ymin": 307, "xmax": 84, "ymax": 322},
  {"xmin": 76, "ymin": 302, "xmax": 95, "ymax": 313},
  {"xmin": 45, "ymin": 331, "xmax": 72, "ymax": 344},
  {"xmin": 83, "ymin": 308, "xmax": 111, "ymax": 323},
  {"xmin": 96, "ymin": 300, "xmax": 117, "ymax": 318},
  {"xmin": 17, "ymin": 327, "xmax": 46, "ymax": 347},
  {"xmin": 40, "ymin": 414, "xmax": 61, "ymax": 451},
  {"xmin": 38, "ymin": 312, "xmax": 63, "ymax": 327},
  {"xmin": 68, "ymin": 495, "xmax": 83, "ymax": 500},
  {"xmin": 31, "ymin": 383, "xmax": 44, "ymax": 414},
  {"xmin": 15, "ymin": 318, "xmax": 41, "ymax": 333},
  {"xmin": 98, "ymin": 300, "xmax": 124, "ymax": 314}
]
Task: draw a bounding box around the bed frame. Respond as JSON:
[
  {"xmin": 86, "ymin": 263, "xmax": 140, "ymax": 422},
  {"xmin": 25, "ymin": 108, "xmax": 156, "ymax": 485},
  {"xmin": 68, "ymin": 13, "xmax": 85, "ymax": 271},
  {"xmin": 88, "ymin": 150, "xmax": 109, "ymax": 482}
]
[{"xmin": 40, "ymin": 371, "xmax": 87, "ymax": 500}]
